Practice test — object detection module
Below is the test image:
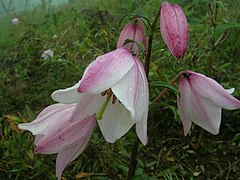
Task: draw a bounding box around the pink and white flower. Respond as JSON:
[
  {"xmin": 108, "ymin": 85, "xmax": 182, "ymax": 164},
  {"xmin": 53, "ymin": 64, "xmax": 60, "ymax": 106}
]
[
  {"xmin": 160, "ymin": 2, "xmax": 188, "ymax": 58},
  {"xmin": 18, "ymin": 103, "xmax": 96, "ymax": 180},
  {"xmin": 52, "ymin": 48, "xmax": 149, "ymax": 145},
  {"xmin": 178, "ymin": 70, "xmax": 240, "ymax": 135}
]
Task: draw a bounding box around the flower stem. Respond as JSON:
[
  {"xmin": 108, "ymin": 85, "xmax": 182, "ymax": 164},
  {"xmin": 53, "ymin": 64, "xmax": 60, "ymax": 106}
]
[
  {"xmin": 95, "ymin": 92, "xmax": 112, "ymax": 120},
  {"xmin": 144, "ymin": 7, "xmax": 161, "ymax": 79},
  {"xmin": 150, "ymin": 71, "xmax": 184, "ymax": 105},
  {"xmin": 127, "ymin": 7, "xmax": 161, "ymax": 180}
]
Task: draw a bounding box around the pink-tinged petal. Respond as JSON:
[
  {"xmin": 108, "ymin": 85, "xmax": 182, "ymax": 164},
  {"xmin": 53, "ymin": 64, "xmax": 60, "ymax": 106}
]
[
  {"xmin": 178, "ymin": 78, "xmax": 221, "ymax": 135},
  {"xmin": 177, "ymin": 78, "xmax": 192, "ymax": 135},
  {"xmin": 134, "ymin": 57, "xmax": 149, "ymax": 145},
  {"xmin": 98, "ymin": 101, "xmax": 135, "ymax": 143},
  {"xmin": 112, "ymin": 57, "xmax": 148, "ymax": 144},
  {"xmin": 111, "ymin": 63, "xmax": 138, "ymax": 120},
  {"xmin": 78, "ymin": 48, "xmax": 135, "ymax": 94},
  {"xmin": 70, "ymin": 94, "xmax": 105, "ymax": 122},
  {"xmin": 18, "ymin": 104, "xmax": 73, "ymax": 135},
  {"xmin": 51, "ymin": 81, "xmax": 87, "ymax": 104},
  {"xmin": 55, "ymin": 127, "xmax": 93, "ymax": 180},
  {"xmin": 186, "ymin": 70, "xmax": 240, "ymax": 110},
  {"xmin": 160, "ymin": 2, "xmax": 188, "ymax": 58},
  {"xmin": 117, "ymin": 23, "xmax": 134, "ymax": 49},
  {"xmin": 112, "ymin": 57, "xmax": 149, "ymax": 123},
  {"xmin": 117, "ymin": 18, "xmax": 147, "ymax": 55},
  {"xmin": 35, "ymin": 116, "xmax": 96, "ymax": 154}
]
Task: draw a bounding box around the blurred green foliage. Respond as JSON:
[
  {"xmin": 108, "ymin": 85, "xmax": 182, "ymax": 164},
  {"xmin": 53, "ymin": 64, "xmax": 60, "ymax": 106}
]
[{"xmin": 0, "ymin": 0, "xmax": 240, "ymax": 179}]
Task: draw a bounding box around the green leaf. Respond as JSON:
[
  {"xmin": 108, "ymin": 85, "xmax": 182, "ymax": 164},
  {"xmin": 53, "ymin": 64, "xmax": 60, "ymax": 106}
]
[{"xmin": 150, "ymin": 81, "xmax": 179, "ymax": 95}]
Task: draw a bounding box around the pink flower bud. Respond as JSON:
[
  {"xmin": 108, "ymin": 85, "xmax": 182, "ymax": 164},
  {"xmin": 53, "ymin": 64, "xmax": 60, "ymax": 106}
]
[
  {"xmin": 117, "ymin": 18, "xmax": 147, "ymax": 55},
  {"xmin": 160, "ymin": 2, "xmax": 188, "ymax": 59}
]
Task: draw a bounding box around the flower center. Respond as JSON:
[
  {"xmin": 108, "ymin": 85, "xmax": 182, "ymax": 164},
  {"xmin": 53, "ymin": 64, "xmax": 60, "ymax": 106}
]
[{"xmin": 96, "ymin": 89, "xmax": 117, "ymax": 120}]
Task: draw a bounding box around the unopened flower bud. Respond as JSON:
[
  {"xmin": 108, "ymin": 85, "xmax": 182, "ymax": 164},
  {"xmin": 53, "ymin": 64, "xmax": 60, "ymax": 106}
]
[
  {"xmin": 160, "ymin": 2, "xmax": 188, "ymax": 59},
  {"xmin": 117, "ymin": 18, "xmax": 147, "ymax": 55}
]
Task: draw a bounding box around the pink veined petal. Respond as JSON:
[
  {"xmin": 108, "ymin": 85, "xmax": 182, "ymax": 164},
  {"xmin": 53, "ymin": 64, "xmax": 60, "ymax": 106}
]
[
  {"xmin": 160, "ymin": 2, "xmax": 188, "ymax": 58},
  {"xmin": 55, "ymin": 125, "xmax": 93, "ymax": 180},
  {"xmin": 18, "ymin": 104, "xmax": 74, "ymax": 135},
  {"xmin": 35, "ymin": 116, "xmax": 96, "ymax": 154},
  {"xmin": 117, "ymin": 19, "xmax": 147, "ymax": 55},
  {"xmin": 171, "ymin": 4, "xmax": 188, "ymax": 57},
  {"xmin": 117, "ymin": 23, "xmax": 135, "ymax": 49},
  {"xmin": 51, "ymin": 81, "xmax": 87, "ymax": 104},
  {"xmin": 177, "ymin": 78, "xmax": 192, "ymax": 135},
  {"xmin": 78, "ymin": 48, "xmax": 135, "ymax": 94},
  {"xmin": 69, "ymin": 94, "xmax": 105, "ymax": 122},
  {"xmin": 179, "ymin": 78, "xmax": 222, "ymax": 135},
  {"xmin": 187, "ymin": 70, "xmax": 240, "ymax": 110},
  {"xmin": 97, "ymin": 101, "xmax": 135, "ymax": 143}
]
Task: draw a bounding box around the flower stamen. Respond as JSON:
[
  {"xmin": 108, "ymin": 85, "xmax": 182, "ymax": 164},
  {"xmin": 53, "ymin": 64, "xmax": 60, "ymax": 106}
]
[{"xmin": 96, "ymin": 91, "xmax": 113, "ymax": 120}]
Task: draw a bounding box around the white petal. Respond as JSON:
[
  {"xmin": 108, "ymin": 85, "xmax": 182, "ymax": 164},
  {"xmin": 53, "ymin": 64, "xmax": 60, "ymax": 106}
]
[
  {"xmin": 51, "ymin": 81, "xmax": 87, "ymax": 104},
  {"xmin": 226, "ymin": 88, "xmax": 235, "ymax": 94},
  {"xmin": 112, "ymin": 57, "xmax": 149, "ymax": 123},
  {"xmin": 178, "ymin": 78, "xmax": 221, "ymax": 135},
  {"xmin": 134, "ymin": 58, "xmax": 149, "ymax": 145},
  {"xmin": 177, "ymin": 78, "xmax": 192, "ymax": 135},
  {"xmin": 70, "ymin": 94, "xmax": 105, "ymax": 122},
  {"xmin": 98, "ymin": 101, "xmax": 135, "ymax": 143}
]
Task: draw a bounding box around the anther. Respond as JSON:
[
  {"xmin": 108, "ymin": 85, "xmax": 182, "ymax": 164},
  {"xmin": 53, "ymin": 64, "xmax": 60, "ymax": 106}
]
[{"xmin": 112, "ymin": 95, "xmax": 117, "ymax": 104}]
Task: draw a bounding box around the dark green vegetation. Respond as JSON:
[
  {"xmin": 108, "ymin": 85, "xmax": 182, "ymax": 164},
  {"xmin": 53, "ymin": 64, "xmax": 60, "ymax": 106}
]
[{"xmin": 1, "ymin": 0, "xmax": 240, "ymax": 179}]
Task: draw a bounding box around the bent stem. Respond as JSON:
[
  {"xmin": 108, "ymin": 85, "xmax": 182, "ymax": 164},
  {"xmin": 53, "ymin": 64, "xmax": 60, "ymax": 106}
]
[
  {"xmin": 151, "ymin": 71, "xmax": 184, "ymax": 105},
  {"xmin": 127, "ymin": 7, "xmax": 161, "ymax": 180}
]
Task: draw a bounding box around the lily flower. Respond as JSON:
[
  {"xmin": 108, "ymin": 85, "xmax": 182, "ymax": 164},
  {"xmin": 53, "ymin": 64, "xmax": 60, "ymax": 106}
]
[
  {"xmin": 52, "ymin": 48, "xmax": 149, "ymax": 145},
  {"xmin": 117, "ymin": 18, "xmax": 147, "ymax": 56},
  {"xmin": 160, "ymin": 2, "xmax": 188, "ymax": 58},
  {"xmin": 41, "ymin": 49, "xmax": 54, "ymax": 60},
  {"xmin": 18, "ymin": 103, "xmax": 96, "ymax": 180},
  {"xmin": 178, "ymin": 70, "xmax": 240, "ymax": 135}
]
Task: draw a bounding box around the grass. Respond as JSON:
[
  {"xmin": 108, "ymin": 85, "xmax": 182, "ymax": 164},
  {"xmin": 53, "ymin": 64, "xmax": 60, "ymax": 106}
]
[{"xmin": 1, "ymin": 0, "xmax": 240, "ymax": 179}]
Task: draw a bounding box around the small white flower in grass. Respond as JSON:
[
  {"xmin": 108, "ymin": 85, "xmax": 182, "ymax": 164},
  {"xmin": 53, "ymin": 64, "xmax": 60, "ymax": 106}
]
[
  {"xmin": 41, "ymin": 49, "xmax": 54, "ymax": 60},
  {"xmin": 12, "ymin": 17, "xmax": 19, "ymax": 25}
]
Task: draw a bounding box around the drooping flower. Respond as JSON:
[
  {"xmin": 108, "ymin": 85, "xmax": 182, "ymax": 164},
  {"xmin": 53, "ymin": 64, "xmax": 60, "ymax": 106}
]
[
  {"xmin": 18, "ymin": 103, "xmax": 96, "ymax": 180},
  {"xmin": 160, "ymin": 2, "xmax": 188, "ymax": 59},
  {"xmin": 52, "ymin": 48, "xmax": 149, "ymax": 145},
  {"xmin": 117, "ymin": 18, "xmax": 147, "ymax": 55},
  {"xmin": 177, "ymin": 70, "xmax": 240, "ymax": 135},
  {"xmin": 41, "ymin": 49, "xmax": 54, "ymax": 60},
  {"xmin": 12, "ymin": 17, "xmax": 19, "ymax": 25}
]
